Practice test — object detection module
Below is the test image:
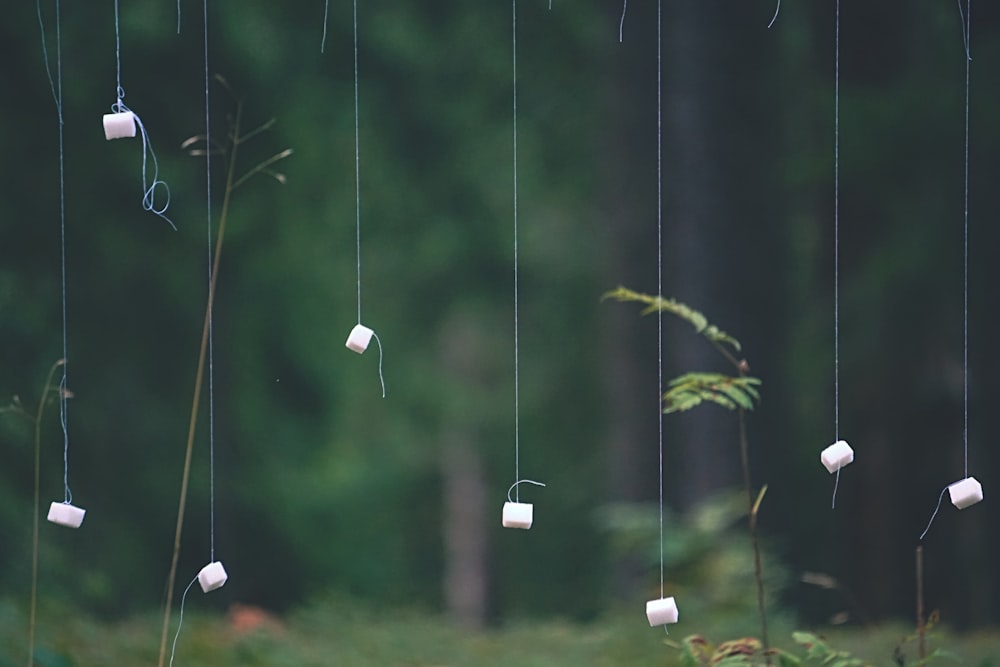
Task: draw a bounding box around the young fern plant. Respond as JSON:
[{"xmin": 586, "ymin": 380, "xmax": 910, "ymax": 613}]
[
  {"xmin": 604, "ymin": 286, "xmax": 770, "ymax": 659},
  {"xmin": 603, "ymin": 287, "xmax": 760, "ymax": 413},
  {"xmin": 673, "ymin": 632, "xmax": 872, "ymax": 667},
  {"xmin": 607, "ymin": 289, "xmax": 962, "ymax": 667}
]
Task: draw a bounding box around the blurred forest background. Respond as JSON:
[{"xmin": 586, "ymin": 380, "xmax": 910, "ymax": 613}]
[{"xmin": 2, "ymin": 0, "xmax": 1000, "ymax": 660}]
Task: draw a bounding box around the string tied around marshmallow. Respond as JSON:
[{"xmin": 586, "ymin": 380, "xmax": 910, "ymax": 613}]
[
  {"xmin": 168, "ymin": 574, "xmax": 199, "ymax": 667},
  {"xmin": 344, "ymin": 324, "xmax": 386, "ymax": 398},
  {"xmin": 919, "ymin": 477, "xmax": 983, "ymax": 541},
  {"xmin": 507, "ymin": 479, "xmax": 546, "ymax": 504},
  {"xmin": 106, "ymin": 96, "xmax": 176, "ymax": 231},
  {"xmin": 373, "ymin": 331, "xmax": 386, "ymax": 399}
]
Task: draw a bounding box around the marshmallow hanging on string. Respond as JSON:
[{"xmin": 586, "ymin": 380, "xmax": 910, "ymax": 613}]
[
  {"xmin": 919, "ymin": 0, "xmax": 982, "ymax": 540},
  {"xmin": 949, "ymin": 477, "xmax": 983, "ymax": 509},
  {"xmin": 821, "ymin": 440, "xmax": 853, "ymax": 474},
  {"xmin": 919, "ymin": 477, "xmax": 983, "ymax": 541},
  {"xmin": 501, "ymin": 0, "xmax": 545, "ymax": 533},
  {"xmin": 340, "ymin": 0, "xmax": 386, "ymax": 399},
  {"xmin": 197, "ymin": 561, "xmax": 228, "ymax": 593},
  {"xmin": 47, "ymin": 366, "xmax": 85, "ymax": 530},
  {"xmin": 345, "ymin": 323, "xmax": 373, "ymax": 353},
  {"xmin": 47, "ymin": 501, "xmax": 85, "ymax": 529},
  {"xmin": 37, "ymin": 0, "xmax": 85, "ymax": 530},
  {"xmin": 105, "ymin": 0, "xmax": 175, "ymax": 230},
  {"xmin": 103, "ymin": 95, "xmax": 175, "ymax": 230},
  {"xmin": 103, "ymin": 109, "xmax": 136, "ymax": 139},
  {"xmin": 344, "ymin": 323, "xmax": 386, "ymax": 398},
  {"xmin": 502, "ymin": 480, "xmax": 545, "ymax": 530},
  {"xmin": 642, "ymin": 0, "xmax": 680, "ymax": 629},
  {"xmin": 646, "ymin": 597, "xmax": 679, "ymax": 628},
  {"xmin": 821, "ymin": 0, "xmax": 852, "ymax": 510},
  {"xmin": 169, "ymin": 563, "xmax": 228, "ymax": 666}
]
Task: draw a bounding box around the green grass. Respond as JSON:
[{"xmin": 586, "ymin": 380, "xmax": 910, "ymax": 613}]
[{"xmin": 2, "ymin": 596, "xmax": 999, "ymax": 667}]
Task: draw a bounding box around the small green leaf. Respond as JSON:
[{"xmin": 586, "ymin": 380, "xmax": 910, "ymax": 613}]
[
  {"xmin": 663, "ymin": 373, "xmax": 762, "ymax": 414},
  {"xmin": 774, "ymin": 649, "xmax": 804, "ymax": 667},
  {"xmin": 679, "ymin": 635, "xmax": 714, "ymax": 666},
  {"xmin": 603, "ymin": 287, "xmax": 742, "ymax": 352},
  {"xmin": 713, "ymin": 637, "xmax": 762, "ymax": 664}
]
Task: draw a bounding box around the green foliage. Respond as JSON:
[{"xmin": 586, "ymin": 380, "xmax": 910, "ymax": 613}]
[
  {"xmin": 673, "ymin": 632, "xmax": 872, "ymax": 667},
  {"xmin": 597, "ymin": 491, "xmax": 790, "ymax": 627},
  {"xmin": 790, "ymin": 632, "xmax": 870, "ymax": 667},
  {"xmin": 664, "ymin": 372, "xmax": 762, "ymax": 413},
  {"xmin": 603, "ymin": 286, "xmax": 742, "ymax": 353},
  {"xmin": 891, "ymin": 612, "xmax": 963, "ymax": 667}
]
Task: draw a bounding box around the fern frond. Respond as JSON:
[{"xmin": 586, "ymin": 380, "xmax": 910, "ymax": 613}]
[
  {"xmin": 603, "ymin": 286, "xmax": 741, "ymax": 352},
  {"xmin": 663, "ymin": 373, "xmax": 762, "ymax": 414}
]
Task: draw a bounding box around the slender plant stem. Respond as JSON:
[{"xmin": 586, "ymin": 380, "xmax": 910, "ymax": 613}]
[
  {"xmin": 916, "ymin": 545, "xmax": 926, "ymax": 663},
  {"xmin": 156, "ymin": 101, "xmax": 244, "ymax": 667},
  {"xmin": 739, "ymin": 403, "xmax": 770, "ymax": 662},
  {"xmin": 730, "ymin": 354, "xmax": 769, "ymax": 663},
  {"xmin": 27, "ymin": 359, "xmax": 64, "ymax": 667}
]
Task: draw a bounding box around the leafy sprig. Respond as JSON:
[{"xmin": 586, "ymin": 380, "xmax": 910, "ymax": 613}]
[
  {"xmin": 664, "ymin": 372, "xmax": 762, "ymax": 413},
  {"xmin": 603, "ymin": 286, "xmax": 742, "ymax": 353}
]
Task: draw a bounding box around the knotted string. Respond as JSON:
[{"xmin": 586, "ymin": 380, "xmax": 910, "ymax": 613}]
[{"xmin": 110, "ymin": 96, "xmax": 176, "ymax": 230}]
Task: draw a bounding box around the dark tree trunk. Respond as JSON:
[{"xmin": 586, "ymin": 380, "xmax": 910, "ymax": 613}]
[{"xmin": 439, "ymin": 315, "xmax": 491, "ymax": 629}]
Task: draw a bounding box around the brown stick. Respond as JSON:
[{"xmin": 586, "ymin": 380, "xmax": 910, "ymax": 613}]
[
  {"xmin": 27, "ymin": 360, "xmax": 64, "ymax": 667},
  {"xmin": 740, "ymin": 405, "xmax": 770, "ymax": 662},
  {"xmin": 916, "ymin": 545, "xmax": 926, "ymax": 663},
  {"xmin": 156, "ymin": 102, "xmax": 243, "ymax": 667}
]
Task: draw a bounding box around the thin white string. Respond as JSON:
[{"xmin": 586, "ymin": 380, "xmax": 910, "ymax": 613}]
[
  {"xmin": 54, "ymin": 0, "xmax": 71, "ymax": 506},
  {"xmin": 618, "ymin": 0, "xmax": 627, "ymax": 43},
  {"xmin": 354, "ymin": 0, "xmax": 363, "ymax": 325},
  {"xmin": 114, "ymin": 0, "xmax": 122, "ymax": 100},
  {"xmin": 920, "ymin": 3, "xmax": 973, "ymax": 540},
  {"xmin": 656, "ymin": 0, "xmax": 664, "ymax": 600},
  {"xmin": 919, "ymin": 486, "xmax": 950, "ymax": 541},
  {"xmin": 203, "ymin": 0, "xmax": 216, "ymax": 562},
  {"xmin": 956, "ymin": 0, "xmax": 971, "ymax": 59},
  {"xmin": 507, "ymin": 480, "xmax": 545, "ymax": 503},
  {"xmin": 768, "ymin": 0, "xmax": 781, "ymax": 29},
  {"xmin": 372, "ymin": 332, "xmax": 386, "ymax": 399},
  {"xmin": 168, "ymin": 575, "xmax": 199, "ymax": 667},
  {"xmin": 833, "ymin": 0, "xmax": 840, "ymax": 443},
  {"xmin": 960, "ymin": 0, "xmax": 971, "ymax": 479},
  {"xmin": 828, "ymin": 0, "xmax": 843, "ymax": 510},
  {"xmin": 177, "ymin": 0, "xmax": 181, "ymax": 34},
  {"xmin": 110, "ymin": 100, "xmax": 177, "ymax": 230},
  {"xmin": 320, "ymin": 0, "xmax": 330, "ymax": 52},
  {"xmin": 512, "ymin": 0, "xmax": 521, "ymax": 503},
  {"xmin": 113, "ymin": 0, "xmax": 174, "ymax": 229},
  {"xmin": 36, "ymin": 0, "xmax": 72, "ymax": 505}
]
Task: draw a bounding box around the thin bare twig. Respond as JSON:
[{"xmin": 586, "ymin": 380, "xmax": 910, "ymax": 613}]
[
  {"xmin": 18, "ymin": 359, "xmax": 65, "ymax": 667},
  {"xmin": 157, "ymin": 90, "xmax": 290, "ymax": 667}
]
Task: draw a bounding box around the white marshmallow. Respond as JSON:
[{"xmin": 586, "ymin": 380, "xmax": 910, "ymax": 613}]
[
  {"xmin": 198, "ymin": 561, "xmax": 228, "ymax": 593},
  {"xmin": 821, "ymin": 440, "xmax": 854, "ymax": 474},
  {"xmin": 948, "ymin": 477, "xmax": 983, "ymax": 510},
  {"xmin": 103, "ymin": 112, "xmax": 137, "ymax": 140},
  {"xmin": 502, "ymin": 502, "xmax": 533, "ymax": 529},
  {"xmin": 646, "ymin": 597, "xmax": 679, "ymax": 627},
  {"xmin": 345, "ymin": 324, "xmax": 374, "ymax": 354},
  {"xmin": 47, "ymin": 501, "xmax": 86, "ymax": 528}
]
